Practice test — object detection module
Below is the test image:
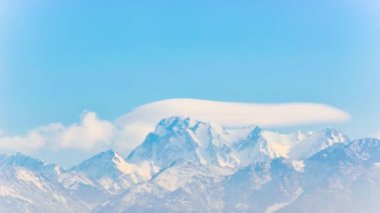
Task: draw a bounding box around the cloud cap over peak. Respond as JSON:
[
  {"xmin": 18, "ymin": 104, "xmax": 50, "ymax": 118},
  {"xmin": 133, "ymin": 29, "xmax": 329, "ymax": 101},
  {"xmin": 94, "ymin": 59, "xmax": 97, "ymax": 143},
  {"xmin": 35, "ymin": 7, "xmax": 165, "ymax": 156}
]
[
  {"xmin": 115, "ymin": 98, "xmax": 350, "ymax": 150},
  {"xmin": 118, "ymin": 98, "xmax": 350, "ymax": 127}
]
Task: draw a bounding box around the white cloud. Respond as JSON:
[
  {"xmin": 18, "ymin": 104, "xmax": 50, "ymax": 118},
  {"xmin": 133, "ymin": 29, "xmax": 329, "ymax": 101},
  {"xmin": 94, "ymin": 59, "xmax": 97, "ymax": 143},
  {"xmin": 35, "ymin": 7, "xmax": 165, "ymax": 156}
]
[
  {"xmin": 0, "ymin": 130, "xmax": 46, "ymax": 153},
  {"xmin": 373, "ymin": 132, "xmax": 380, "ymax": 139},
  {"xmin": 0, "ymin": 112, "xmax": 116, "ymax": 154},
  {"xmin": 60, "ymin": 111, "xmax": 115, "ymax": 150},
  {"xmin": 0, "ymin": 99, "xmax": 350, "ymax": 155}
]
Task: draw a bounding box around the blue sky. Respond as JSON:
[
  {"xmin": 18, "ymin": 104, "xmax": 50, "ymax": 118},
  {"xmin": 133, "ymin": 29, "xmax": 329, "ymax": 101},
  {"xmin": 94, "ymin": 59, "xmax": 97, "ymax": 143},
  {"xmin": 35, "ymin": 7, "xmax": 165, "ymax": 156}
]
[{"xmin": 0, "ymin": 0, "xmax": 380, "ymax": 165}]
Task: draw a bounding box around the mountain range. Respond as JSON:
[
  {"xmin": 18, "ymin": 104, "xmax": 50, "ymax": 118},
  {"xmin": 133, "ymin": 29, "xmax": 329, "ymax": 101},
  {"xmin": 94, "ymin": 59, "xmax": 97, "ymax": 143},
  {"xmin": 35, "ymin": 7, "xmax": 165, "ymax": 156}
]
[{"xmin": 1, "ymin": 116, "xmax": 379, "ymax": 213}]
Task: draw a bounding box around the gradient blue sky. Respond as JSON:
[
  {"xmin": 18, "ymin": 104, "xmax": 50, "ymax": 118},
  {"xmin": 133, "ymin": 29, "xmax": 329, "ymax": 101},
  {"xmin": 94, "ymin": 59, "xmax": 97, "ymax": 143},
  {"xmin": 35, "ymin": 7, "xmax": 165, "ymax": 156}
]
[{"xmin": 1, "ymin": 0, "xmax": 379, "ymax": 139}]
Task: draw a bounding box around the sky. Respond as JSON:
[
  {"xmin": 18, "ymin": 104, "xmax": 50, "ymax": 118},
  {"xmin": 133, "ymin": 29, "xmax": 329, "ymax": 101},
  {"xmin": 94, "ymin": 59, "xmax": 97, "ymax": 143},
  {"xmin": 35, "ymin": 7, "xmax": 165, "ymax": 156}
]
[{"xmin": 0, "ymin": 0, "xmax": 379, "ymax": 166}]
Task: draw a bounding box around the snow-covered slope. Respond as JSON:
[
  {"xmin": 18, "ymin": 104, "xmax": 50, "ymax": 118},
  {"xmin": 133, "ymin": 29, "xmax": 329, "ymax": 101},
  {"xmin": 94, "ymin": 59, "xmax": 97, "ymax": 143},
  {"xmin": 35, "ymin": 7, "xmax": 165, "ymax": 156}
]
[
  {"xmin": 94, "ymin": 161, "xmax": 228, "ymax": 213},
  {"xmin": 70, "ymin": 150, "xmax": 152, "ymax": 193},
  {"xmin": 281, "ymin": 138, "xmax": 380, "ymax": 213},
  {"xmin": 0, "ymin": 154, "xmax": 86, "ymax": 213},
  {"xmin": 0, "ymin": 116, "xmax": 378, "ymax": 213}
]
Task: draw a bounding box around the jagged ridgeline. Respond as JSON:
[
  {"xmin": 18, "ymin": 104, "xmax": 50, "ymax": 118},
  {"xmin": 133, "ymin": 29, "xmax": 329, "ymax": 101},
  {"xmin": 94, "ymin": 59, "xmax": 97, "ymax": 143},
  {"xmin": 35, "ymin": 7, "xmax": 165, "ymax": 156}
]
[{"xmin": 1, "ymin": 117, "xmax": 380, "ymax": 213}]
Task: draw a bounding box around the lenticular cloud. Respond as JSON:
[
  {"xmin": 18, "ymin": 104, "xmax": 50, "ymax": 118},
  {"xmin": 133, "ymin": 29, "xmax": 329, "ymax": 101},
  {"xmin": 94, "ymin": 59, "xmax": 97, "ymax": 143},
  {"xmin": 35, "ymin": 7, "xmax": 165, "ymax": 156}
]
[{"xmin": 118, "ymin": 98, "xmax": 349, "ymax": 127}]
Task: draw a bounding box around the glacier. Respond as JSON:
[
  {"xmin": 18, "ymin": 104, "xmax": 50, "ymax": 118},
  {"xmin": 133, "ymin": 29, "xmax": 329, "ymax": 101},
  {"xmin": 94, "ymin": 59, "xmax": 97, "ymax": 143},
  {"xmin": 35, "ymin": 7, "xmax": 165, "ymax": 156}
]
[{"xmin": 0, "ymin": 116, "xmax": 379, "ymax": 213}]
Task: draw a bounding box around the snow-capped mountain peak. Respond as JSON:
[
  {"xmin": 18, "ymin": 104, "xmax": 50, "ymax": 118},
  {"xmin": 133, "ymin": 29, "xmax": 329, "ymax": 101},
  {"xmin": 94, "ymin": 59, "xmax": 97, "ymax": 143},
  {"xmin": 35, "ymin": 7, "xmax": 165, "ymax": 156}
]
[
  {"xmin": 0, "ymin": 152, "xmax": 63, "ymax": 178},
  {"xmin": 71, "ymin": 150, "xmax": 137, "ymax": 180},
  {"xmin": 0, "ymin": 153, "xmax": 46, "ymax": 169},
  {"xmin": 155, "ymin": 116, "xmax": 194, "ymax": 134},
  {"xmin": 288, "ymin": 127, "xmax": 349, "ymax": 160},
  {"xmin": 127, "ymin": 116, "xmax": 239, "ymax": 169},
  {"xmin": 247, "ymin": 126, "xmax": 263, "ymax": 140},
  {"xmin": 69, "ymin": 150, "xmax": 155, "ymax": 195}
]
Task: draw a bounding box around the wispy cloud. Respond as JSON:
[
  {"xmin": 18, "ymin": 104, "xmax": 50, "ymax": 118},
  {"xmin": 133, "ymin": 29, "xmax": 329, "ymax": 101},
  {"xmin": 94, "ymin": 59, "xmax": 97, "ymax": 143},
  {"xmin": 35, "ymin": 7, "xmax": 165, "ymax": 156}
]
[{"xmin": 0, "ymin": 99, "xmax": 350, "ymax": 155}]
